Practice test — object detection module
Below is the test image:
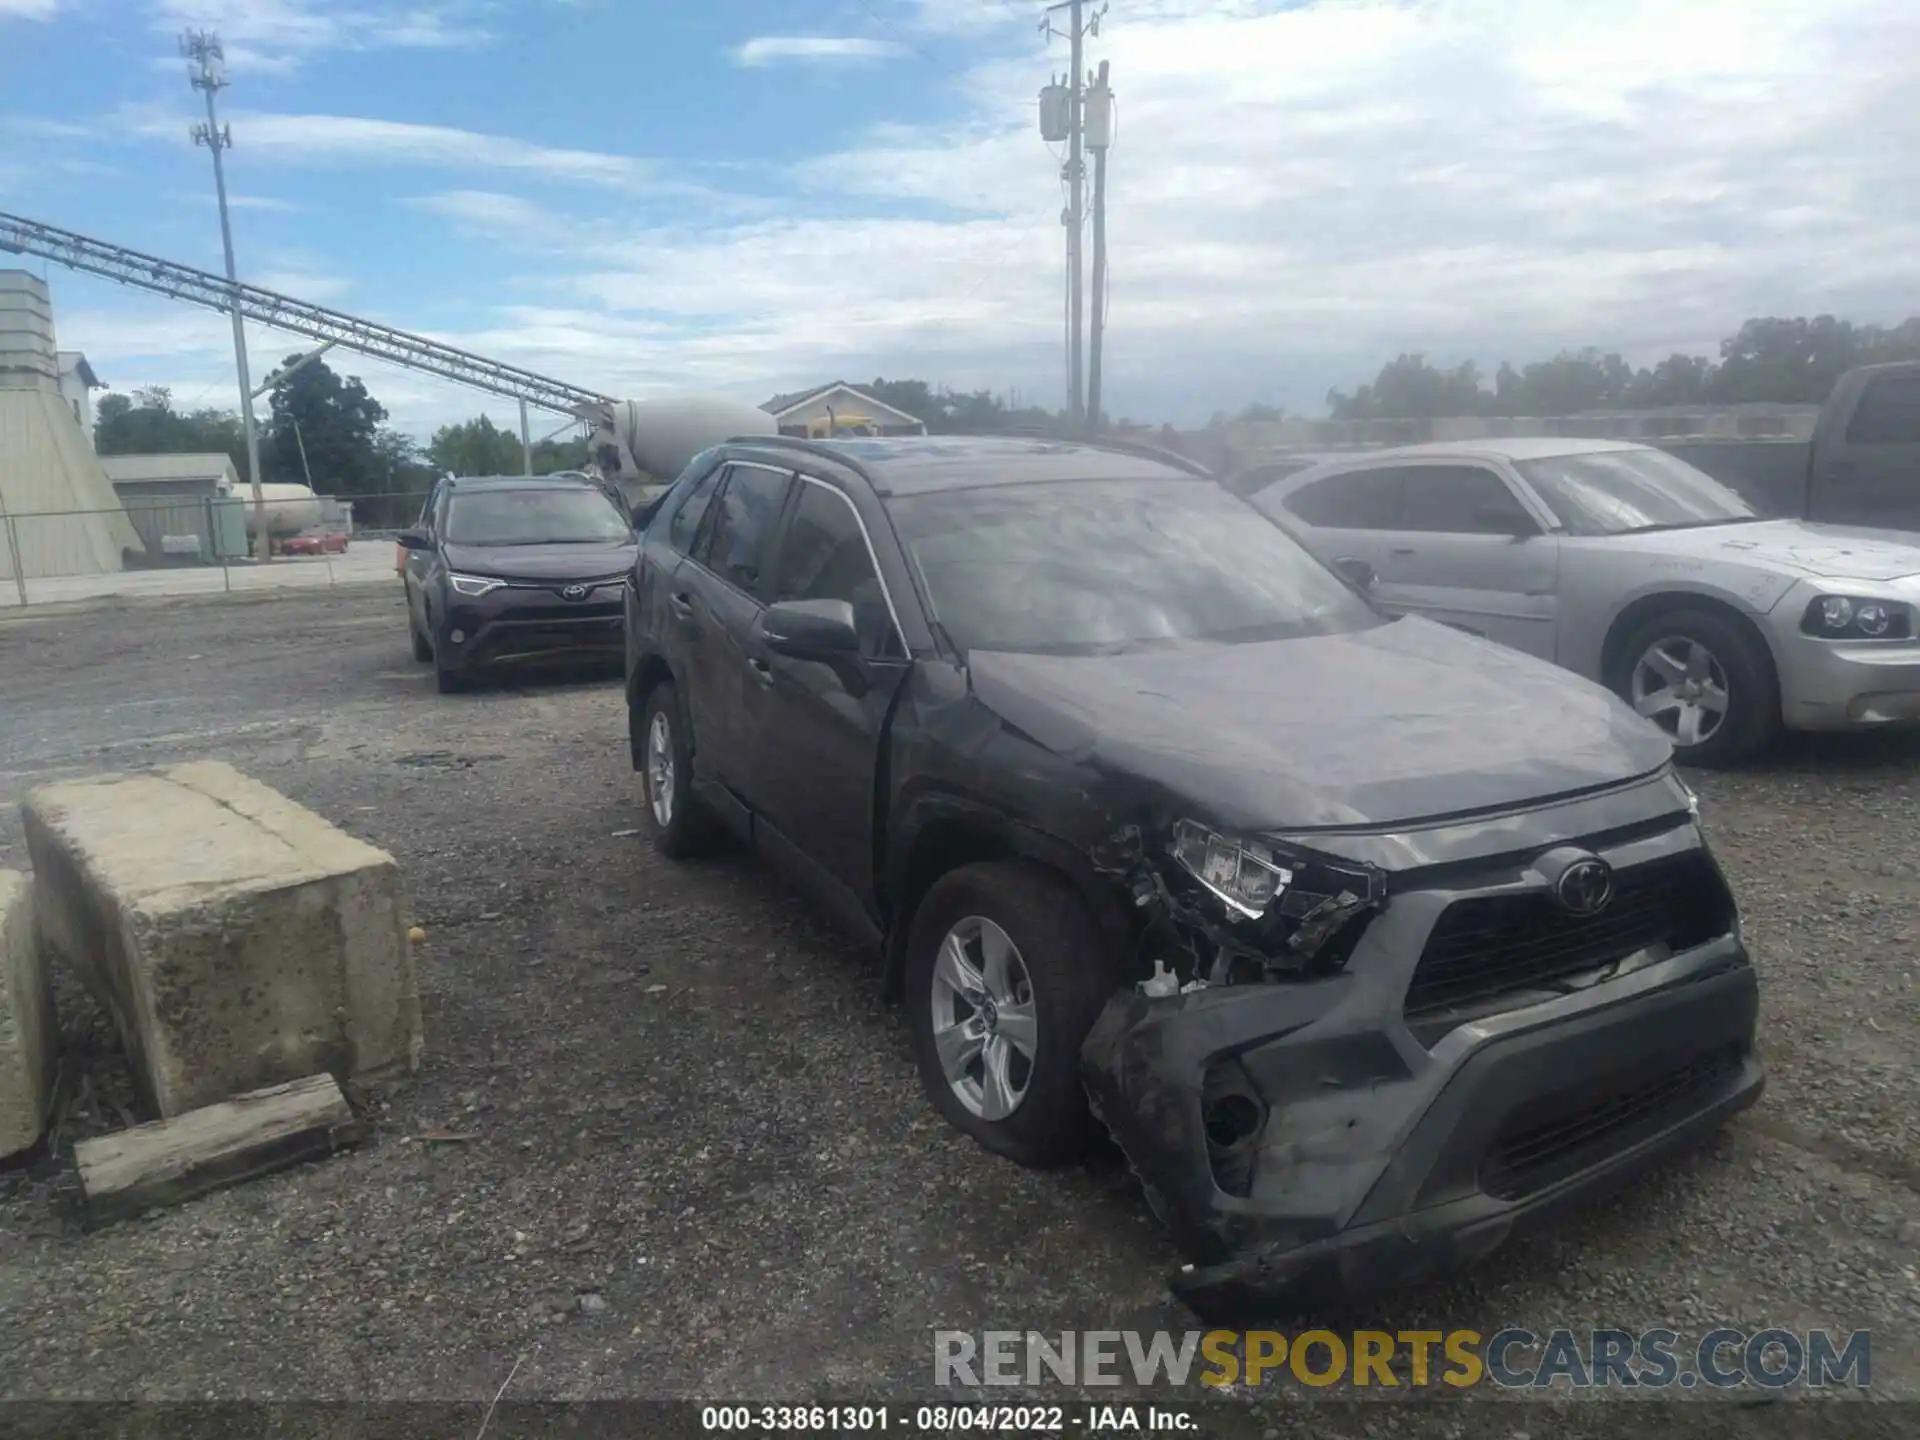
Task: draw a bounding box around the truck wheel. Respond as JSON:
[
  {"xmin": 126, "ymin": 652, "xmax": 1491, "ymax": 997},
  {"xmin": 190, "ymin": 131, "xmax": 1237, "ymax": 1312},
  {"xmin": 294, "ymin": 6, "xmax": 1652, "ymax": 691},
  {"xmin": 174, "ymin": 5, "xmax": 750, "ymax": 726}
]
[
  {"xmin": 1613, "ymin": 607, "xmax": 1780, "ymax": 767},
  {"xmin": 409, "ymin": 613, "xmax": 432, "ymax": 663},
  {"xmin": 638, "ymin": 681, "xmax": 718, "ymax": 857},
  {"xmin": 906, "ymin": 861, "xmax": 1115, "ymax": 1168}
]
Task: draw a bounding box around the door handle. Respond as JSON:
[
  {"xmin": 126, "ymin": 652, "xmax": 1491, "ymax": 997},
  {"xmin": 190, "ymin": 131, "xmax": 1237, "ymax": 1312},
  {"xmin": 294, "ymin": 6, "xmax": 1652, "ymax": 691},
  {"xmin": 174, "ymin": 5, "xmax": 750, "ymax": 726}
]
[
  {"xmin": 747, "ymin": 657, "xmax": 774, "ymax": 685},
  {"xmin": 1390, "ymin": 546, "xmax": 1417, "ymax": 556},
  {"xmin": 667, "ymin": 592, "xmax": 695, "ymax": 619}
]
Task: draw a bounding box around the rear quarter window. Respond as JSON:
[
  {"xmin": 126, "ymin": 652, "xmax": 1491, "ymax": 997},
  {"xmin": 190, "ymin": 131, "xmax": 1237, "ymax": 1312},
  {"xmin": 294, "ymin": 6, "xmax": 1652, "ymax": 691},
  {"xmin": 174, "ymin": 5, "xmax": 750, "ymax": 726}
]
[{"xmin": 1844, "ymin": 375, "xmax": 1920, "ymax": 445}]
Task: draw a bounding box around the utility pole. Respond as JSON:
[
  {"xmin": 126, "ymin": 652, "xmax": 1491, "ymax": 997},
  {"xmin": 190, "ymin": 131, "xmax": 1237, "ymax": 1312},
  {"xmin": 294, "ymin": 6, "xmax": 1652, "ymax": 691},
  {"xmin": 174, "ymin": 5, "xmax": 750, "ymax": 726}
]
[
  {"xmin": 1086, "ymin": 59, "xmax": 1112, "ymax": 435},
  {"xmin": 1041, "ymin": 2, "xmax": 1106, "ymax": 430},
  {"xmin": 1066, "ymin": 0, "xmax": 1084, "ymax": 429},
  {"xmin": 519, "ymin": 398, "xmax": 533, "ymax": 476},
  {"xmin": 182, "ymin": 29, "xmax": 269, "ymax": 561}
]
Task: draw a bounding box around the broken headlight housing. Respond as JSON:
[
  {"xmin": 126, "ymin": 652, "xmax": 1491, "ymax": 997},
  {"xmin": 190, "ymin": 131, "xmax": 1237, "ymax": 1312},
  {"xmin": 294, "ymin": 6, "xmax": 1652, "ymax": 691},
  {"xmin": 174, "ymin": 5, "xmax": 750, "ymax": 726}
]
[{"xmin": 1170, "ymin": 820, "xmax": 1292, "ymax": 920}]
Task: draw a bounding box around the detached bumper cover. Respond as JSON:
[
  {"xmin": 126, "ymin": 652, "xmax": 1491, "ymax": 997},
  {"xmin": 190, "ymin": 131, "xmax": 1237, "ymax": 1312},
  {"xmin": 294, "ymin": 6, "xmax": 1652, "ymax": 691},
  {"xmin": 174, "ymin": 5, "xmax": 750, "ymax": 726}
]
[{"xmin": 1081, "ymin": 940, "xmax": 1763, "ymax": 1318}]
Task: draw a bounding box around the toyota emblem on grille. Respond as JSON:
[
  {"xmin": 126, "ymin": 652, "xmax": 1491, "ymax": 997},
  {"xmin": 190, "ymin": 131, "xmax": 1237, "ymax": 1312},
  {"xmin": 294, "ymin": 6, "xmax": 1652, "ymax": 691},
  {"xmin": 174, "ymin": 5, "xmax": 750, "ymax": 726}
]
[
  {"xmin": 1554, "ymin": 857, "xmax": 1615, "ymax": 916},
  {"xmin": 561, "ymin": 584, "xmax": 588, "ymax": 601}
]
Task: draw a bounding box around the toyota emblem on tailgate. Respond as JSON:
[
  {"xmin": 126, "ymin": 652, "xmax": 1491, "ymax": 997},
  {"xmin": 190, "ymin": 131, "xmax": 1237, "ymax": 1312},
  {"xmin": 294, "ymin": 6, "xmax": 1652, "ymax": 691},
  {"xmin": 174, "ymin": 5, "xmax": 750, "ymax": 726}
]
[
  {"xmin": 561, "ymin": 584, "xmax": 588, "ymax": 601},
  {"xmin": 1554, "ymin": 857, "xmax": 1615, "ymax": 916}
]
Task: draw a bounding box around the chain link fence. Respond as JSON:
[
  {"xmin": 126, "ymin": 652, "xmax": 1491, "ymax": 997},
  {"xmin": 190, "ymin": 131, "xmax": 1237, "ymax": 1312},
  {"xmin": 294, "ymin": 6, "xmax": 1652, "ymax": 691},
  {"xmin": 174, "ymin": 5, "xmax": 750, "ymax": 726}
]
[{"xmin": 0, "ymin": 490, "xmax": 433, "ymax": 609}]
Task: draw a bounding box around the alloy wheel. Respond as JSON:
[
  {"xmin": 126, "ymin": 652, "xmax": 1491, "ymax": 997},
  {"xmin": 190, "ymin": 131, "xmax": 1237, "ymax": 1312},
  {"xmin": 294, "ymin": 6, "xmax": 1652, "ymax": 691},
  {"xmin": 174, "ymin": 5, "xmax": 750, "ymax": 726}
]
[
  {"xmin": 1630, "ymin": 635, "xmax": 1731, "ymax": 748},
  {"xmin": 929, "ymin": 915, "xmax": 1038, "ymax": 1121},
  {"xmin": 645, "ymin": 709, "xmax": 675, "ymax": 828}
]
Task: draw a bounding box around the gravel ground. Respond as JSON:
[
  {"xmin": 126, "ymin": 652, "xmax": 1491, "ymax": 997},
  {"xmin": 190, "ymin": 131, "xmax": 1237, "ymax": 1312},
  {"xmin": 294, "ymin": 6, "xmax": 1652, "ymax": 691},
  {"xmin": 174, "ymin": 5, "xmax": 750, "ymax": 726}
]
[{"xmin": 0, "ymin": 588, "xmax": 1915, "ymax": 1427}]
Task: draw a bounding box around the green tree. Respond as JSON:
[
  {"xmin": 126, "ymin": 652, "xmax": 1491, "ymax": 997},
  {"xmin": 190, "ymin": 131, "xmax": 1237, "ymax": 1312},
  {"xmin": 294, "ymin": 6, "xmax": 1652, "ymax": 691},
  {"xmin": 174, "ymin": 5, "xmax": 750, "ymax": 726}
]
[
  {"xmin": 1328, "ymin": 354, "xmax": 1487, "ymax": 420},
  {"xmin": 532, "ymin": 436, "xmax": 591, "ymax": 474},
  {"xmin": 95, "ymin": 387, "xmax": 252, "ymax": 480},
  {"xmin": 427, "ymin": 415, "xmax": 523, "ymax": 476},
  {"xmin": 263, "ymin": 357, "xmax": 389, "ymax": 494}
]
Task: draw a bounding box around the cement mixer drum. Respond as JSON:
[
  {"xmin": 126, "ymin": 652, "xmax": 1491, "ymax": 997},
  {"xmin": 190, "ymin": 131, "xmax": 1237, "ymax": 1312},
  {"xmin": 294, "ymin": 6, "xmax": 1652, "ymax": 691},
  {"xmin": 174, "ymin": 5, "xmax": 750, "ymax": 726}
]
[{"xmin": 589, "ymin": 396, "xmax": 779, "ymax": 485}]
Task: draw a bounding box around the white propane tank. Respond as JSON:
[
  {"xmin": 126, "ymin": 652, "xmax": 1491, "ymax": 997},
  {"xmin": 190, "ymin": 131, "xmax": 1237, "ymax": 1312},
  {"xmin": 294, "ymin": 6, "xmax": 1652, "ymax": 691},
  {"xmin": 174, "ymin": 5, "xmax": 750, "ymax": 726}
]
[
  {"xmin": 238, "ymin": 483, "xmax": 324, "ymax": 539},
  {"xmin": 589, "ymin": 396, "xmax": 780, "ymax": 484}
]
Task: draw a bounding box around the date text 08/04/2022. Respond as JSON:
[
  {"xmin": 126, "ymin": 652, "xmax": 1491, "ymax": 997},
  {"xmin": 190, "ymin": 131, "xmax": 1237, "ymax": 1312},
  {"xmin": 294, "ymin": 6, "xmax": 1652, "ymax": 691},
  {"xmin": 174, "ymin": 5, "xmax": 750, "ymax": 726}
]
[{"xmin": 699, "ymin": 1404, "xmax": 1198, "ymax": 1434}]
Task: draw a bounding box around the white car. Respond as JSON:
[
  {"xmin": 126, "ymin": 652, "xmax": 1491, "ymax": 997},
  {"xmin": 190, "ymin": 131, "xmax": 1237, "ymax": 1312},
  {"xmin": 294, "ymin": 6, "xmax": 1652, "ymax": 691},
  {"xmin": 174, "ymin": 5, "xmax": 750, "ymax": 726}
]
[{"xmin": 1248, "ymin": 437, "xmax": 1920, "ymax": 765}]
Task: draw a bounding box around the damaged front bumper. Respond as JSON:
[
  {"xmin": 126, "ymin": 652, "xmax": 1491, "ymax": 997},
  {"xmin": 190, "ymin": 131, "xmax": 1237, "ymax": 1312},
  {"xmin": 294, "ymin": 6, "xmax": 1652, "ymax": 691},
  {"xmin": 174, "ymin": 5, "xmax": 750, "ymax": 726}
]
[{"xmin": 1081, "ymin": 801, "xmax": 1765, "ymax": 1320}]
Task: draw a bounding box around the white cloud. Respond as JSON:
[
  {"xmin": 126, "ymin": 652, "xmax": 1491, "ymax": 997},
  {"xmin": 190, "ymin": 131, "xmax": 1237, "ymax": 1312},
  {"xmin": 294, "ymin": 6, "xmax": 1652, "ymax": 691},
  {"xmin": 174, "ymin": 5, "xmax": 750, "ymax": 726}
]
[
  {"xmin": 731, "ymin": 36, "xmax": 904, "ymax": 67},
  {"xmin": 0, "ymin": 116, "xmax": 90, "ymax": 137},
  {"xmin": 46, "ymin": 0, "xmax": 1920, "ymax": 429},
  {"xmin": 148, "ymin": 0, "xmax": 490, "ymax": 73},
  {"xmin": 121, "ymin": 108, "xmax": 660, "ymax": 191},
  {"xmin": 0, "ymin": 0, "xmax": 60, "ymax": 18}
]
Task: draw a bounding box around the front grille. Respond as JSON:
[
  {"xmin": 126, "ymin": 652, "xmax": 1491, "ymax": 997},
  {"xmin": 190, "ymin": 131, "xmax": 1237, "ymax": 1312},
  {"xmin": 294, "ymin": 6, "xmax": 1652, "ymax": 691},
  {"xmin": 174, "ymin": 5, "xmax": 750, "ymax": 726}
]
[
  {"xmin": 1404, "ymin": 851, "xmax": 1729, "ymax": 1023},
  {"xmin": 1480, "ymin": 1044, "xmax": 1746, "ymax": 1201}
]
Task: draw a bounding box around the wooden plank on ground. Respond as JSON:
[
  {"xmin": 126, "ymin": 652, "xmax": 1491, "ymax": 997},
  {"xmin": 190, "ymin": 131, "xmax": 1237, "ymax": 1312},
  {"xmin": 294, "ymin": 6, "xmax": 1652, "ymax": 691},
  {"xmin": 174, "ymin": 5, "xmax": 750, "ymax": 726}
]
[{"xmin": 74, "ymin": 1073, "xmax": 366, "ymax": 1224}]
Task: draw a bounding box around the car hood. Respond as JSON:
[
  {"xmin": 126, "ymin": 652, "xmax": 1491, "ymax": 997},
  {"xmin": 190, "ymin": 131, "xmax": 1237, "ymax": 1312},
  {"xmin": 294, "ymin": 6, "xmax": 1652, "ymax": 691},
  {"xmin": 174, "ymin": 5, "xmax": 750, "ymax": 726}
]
[
  {"xmin": 966, "ymin": 616, "xmax": 1671, "ymax": 832},
  {"xmin": 1609, "ymin": 519, "xmax": 1920, "ymax": 582},
  {"xmin": 442, "ymin": 541, "xmax": 636, "ymax": 582}
]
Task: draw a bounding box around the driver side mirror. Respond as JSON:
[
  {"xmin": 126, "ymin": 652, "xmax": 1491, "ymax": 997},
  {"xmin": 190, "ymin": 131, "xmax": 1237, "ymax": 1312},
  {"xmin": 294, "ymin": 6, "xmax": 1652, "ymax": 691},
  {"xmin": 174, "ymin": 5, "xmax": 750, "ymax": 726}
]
[
  {"xmin": 396, "ymin": 529, "xmax": 431, "ymax": 551},
  {"xmin": 764, "ymin": 598, "xmax": 869, "ymax": 697},
  {"xmin": 1331, "ymin": 556, "xmax": 1376, "ymax": 591},
  {"xmin": 765, "ymin": 599, "xmax": 861, "ymax": 659}
]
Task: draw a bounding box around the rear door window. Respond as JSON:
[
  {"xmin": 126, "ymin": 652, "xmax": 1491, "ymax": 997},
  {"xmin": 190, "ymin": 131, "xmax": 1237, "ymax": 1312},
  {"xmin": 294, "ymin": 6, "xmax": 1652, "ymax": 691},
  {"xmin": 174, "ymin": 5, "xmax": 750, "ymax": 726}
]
[
  {"xmin": 1845, "ymin": 375, "xmax": 1920, "ymax": 445},
  {"xmin": 1398, "ymin": 465, "xmax": 1536, "ymax": 534},
  {"xmin": 697, "ymin": 463, "xmax": 794, "ymax": 596},
  {"xmin": 1282, "ymin": 469, "xmax": 1404, "ymax": 528}
]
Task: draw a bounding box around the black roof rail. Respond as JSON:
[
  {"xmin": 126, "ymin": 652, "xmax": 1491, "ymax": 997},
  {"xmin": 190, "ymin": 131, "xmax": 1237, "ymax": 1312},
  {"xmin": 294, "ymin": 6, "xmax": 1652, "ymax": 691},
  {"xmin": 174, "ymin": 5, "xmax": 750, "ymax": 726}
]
[
  {"xmin": 991, "ymin": 424, "xmax": 1214, "ymax": 478},
  {"xmin": 723, "ymin": 429, "xmax": 1216, "ymax": 483},
  {"xmin": 719, "ymin": 432, "xmax": 885, "ymax": 481},
  {"xmin": 1076, "ymin": 434, "xmax": 1215, "ymax": 479}
]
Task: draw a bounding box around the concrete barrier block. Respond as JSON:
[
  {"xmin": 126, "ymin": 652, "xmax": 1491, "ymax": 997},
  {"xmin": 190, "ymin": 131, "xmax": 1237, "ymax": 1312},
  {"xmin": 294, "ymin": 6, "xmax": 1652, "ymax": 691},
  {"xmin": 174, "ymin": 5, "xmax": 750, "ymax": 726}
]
[
  {"xmin": 22, "ymin": 761, "xmax": 422, "ymax": 1118},
  {"xmin": 0, "ymin": 870, "xmax": 57, "ymax": 1158}
]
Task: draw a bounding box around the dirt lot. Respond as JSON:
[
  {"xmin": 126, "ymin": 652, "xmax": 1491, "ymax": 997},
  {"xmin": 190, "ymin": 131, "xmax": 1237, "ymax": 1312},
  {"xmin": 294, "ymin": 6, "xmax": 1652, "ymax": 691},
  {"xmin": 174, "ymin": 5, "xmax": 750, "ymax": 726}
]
[{"xmin": 1, "ymin": 588, "xmax": 1917, "ymax": 1420}]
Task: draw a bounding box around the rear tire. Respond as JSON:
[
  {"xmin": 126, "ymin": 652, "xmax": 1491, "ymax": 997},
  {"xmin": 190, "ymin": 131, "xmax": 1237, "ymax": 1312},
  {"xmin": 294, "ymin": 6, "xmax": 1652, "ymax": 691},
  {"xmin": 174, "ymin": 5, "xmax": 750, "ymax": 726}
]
[
  {"xmin": 905, "ymin": 861, "xmax": 1115, "ymax": 1168},
  {"xmin": 638, "ymin": 681, "xmax": 718, "ymax": 857},
  {"xmin": 1612, "ymin": 607, "xmax": 1779, "ymax": 767}
]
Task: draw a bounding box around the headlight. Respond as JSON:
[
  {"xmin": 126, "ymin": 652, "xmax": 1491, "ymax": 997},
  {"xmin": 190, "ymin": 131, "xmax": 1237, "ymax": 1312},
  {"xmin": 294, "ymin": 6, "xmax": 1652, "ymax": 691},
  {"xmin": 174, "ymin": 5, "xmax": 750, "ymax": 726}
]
[
  {"xmin": 1170, "ymin": 820, "xmax": 1292, "ymax": 920},
  {"xmin": 448, "ymin": 573, "xmax": 505, "ymax": 598},
  {"xmin": 1802, "ymin": 594, "xmax": 1912, "ymax": 640}
]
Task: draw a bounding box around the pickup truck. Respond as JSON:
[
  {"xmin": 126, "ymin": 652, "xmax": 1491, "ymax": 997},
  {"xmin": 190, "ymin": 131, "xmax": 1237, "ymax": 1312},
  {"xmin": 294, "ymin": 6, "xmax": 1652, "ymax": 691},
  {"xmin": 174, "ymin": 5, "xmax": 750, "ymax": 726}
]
[{"xmin": 1797, "ymin": 361, "xmax": 1920, "ymax": 528}]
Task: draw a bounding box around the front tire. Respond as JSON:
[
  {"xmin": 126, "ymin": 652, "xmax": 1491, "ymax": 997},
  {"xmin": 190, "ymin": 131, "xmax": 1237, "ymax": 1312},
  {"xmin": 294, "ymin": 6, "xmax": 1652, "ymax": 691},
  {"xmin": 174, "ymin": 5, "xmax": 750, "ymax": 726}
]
[
  {"xmin": 638, "ymin": 681, "xmax": 717, "ymax": 858},
  {"xmin": 409, "ymin": 611, "xmax": 433, "ymax": 663},
  {"xmin": 905, "ymin": 861, "xmax": 1116, "ymax": 1168},
  {"xmin": 1613, "ymin": 608, "xmax": 1780, "ymax": 767}
]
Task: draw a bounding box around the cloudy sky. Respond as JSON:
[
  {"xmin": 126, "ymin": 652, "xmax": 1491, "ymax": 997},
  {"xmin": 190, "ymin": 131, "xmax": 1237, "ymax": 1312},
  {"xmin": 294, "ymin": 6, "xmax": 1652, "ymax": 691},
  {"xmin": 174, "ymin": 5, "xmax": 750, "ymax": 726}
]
[{"xmin": 1, "ymin": 0, "xmax": 1917, "ymax": 438}]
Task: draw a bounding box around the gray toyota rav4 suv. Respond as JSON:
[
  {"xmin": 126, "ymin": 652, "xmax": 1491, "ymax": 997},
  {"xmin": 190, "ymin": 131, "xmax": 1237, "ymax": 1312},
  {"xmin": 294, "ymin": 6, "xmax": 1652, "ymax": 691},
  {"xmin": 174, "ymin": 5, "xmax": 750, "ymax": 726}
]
[{"xmin": 622, "ymin": 434, "xmax": 1764, "ymax": 1317}]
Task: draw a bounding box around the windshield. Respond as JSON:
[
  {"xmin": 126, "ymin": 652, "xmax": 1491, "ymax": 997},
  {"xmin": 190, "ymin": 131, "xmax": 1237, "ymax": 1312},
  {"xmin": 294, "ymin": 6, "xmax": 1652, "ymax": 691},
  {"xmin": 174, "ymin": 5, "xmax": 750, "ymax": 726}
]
[
  {"xmin": 887, "ymin": 478, "xmax": 1380, "ymax": 657},
  {"xmin": 444, "ymin": 487, "xmax": 633, "ymax": 546},
  {"xmin": 1515, "ymin": 449, "xmax": 1763, "ymax": 536}
]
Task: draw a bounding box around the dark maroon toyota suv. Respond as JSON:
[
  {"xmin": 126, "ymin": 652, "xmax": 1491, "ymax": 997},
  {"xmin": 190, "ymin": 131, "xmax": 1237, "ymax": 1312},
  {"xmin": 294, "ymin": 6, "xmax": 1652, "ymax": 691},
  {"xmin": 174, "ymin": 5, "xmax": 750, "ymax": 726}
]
[{"xmin": 398, "ymin": 473, "xmax": 637, "ymax": 692}]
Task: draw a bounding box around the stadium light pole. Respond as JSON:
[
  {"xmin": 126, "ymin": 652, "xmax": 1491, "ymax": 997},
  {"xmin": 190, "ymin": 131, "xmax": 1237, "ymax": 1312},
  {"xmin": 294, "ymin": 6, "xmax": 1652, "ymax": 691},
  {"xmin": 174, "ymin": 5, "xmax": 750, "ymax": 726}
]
[{"xmin": 183, "ymin": 29, "xmax": 270, "ymax": 560}]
